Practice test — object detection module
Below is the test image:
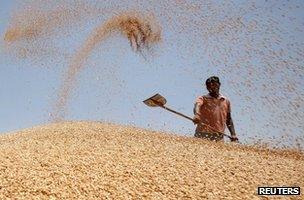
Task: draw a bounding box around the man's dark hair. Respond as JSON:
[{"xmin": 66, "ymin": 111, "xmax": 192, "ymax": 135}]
[{"xmin": 205, "ymin": 76, "xmax": 221, "ymax": 85}]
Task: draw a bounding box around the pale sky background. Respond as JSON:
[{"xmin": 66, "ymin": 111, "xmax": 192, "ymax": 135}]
[{"xmin": 0, "ymin": 0, "xmax": 303, "ymax": 148}]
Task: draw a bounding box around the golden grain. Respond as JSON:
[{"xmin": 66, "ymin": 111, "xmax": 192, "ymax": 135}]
[{"xmin": 0, "ymin": 121, "xmax": 302, "ymax": 199}]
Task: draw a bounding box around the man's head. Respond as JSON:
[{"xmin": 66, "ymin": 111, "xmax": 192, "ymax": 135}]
[{"xmin": 205, "ymin": 76, "xmax": 221, "ymax": 96}]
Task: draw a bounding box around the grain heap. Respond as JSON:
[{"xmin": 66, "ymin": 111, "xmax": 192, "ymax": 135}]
[{"xmin": 0, "ymin": 121, "xmax": 303, "ymax": 199}]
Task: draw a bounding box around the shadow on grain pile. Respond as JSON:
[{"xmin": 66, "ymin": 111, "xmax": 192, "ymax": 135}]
[{"xmin": 0, "ymin": 121, "xmax": 303, "ymax": 199}]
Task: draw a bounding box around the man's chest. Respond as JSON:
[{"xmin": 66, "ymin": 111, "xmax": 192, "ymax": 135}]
[{"xmin": 201, "ymin": 99, "xmax": 228, "ymax": 112}]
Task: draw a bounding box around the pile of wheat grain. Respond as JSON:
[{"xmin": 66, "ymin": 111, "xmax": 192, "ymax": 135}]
[{"xmin": 0, "ymin": 121, "xmax": 302, "ymax": 199}]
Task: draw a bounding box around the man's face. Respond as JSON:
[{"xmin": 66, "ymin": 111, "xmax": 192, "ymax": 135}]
[{"xmin": 206, "ymin": 82, "xmax": 220, "ymax": 94}]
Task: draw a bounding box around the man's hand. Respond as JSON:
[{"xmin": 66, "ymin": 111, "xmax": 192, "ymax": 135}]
[
  {"xmin": 230, "ymin": 135, "xmax": 239, "ymax": 142},
  {"xmin": 192, "ymin": 116, "xmax": 200, "ymax": 124}
]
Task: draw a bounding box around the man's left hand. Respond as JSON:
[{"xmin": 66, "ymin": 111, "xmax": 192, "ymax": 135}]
[{"xmin": 230, "ymin": 135, "xmax": 239, "ymax": 142}]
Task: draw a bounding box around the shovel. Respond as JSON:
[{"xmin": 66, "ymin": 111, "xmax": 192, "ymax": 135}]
[{"xmin": 143, "ymin": 93, "xmax": 232, "ymax": 140}]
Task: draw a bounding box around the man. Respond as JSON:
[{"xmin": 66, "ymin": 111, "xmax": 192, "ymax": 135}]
[{"xmin": 193, "ymin": 76, "xmax": 238, "ymax": 142}]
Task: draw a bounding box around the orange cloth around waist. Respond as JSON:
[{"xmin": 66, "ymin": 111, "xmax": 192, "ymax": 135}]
[{"xmin": 194, "ymin": 94, "xmax": 230, "ymax": 134}]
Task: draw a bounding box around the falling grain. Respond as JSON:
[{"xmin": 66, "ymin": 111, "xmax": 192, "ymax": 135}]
[{"xmin": 51, "ymin": 12, "xmax": 161, "ymax": 121}]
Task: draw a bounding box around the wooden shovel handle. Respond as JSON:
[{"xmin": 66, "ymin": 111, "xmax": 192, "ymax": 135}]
[
  {"xmin": 160, "ymin": 105, "xmax": 232, "ymax": 139},
  {"xmin": 161, "ymin": 105, "xmax": 193, "ymax": 121}
]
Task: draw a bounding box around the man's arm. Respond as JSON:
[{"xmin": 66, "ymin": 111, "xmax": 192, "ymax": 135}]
[
  {"xmin": 193, "ymin": 101, "xmax": 202, "ymax": 124},
  {"xmin": 192, "ymin": 103, "xmax": 201, "ymax": 124},
  {"xmin": 226, "ymin": 112, "xmax": 238, "ymax": 141}
]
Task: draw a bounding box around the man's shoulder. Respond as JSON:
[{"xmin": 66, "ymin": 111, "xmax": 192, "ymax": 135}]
[
  {"xmin": 195, "ymin": 95, "xmax": 205, "ymax": 103},
  {"xmin": 203, "ymin": 93, "xmax": 229, "ymax": 100},
  {"xmin": 195, "ymin": 94, "xmax": 231, "ymax": 102},
  {"xmin": 219, "ymin": 94, "xmax": 229, "ymax": 100},
  {"xmin": 219, "ymin": 95, "xmax": 231, "ymax": 106}
]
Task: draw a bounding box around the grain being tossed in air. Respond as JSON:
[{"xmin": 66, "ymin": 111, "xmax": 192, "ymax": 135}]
[
  {"xmin": 51, "ymin": 12, "xmax": 161, "ymax": 121},
  {"xmin": 3, "ymin": 1, "xmax": 303, "ymax": 144}
]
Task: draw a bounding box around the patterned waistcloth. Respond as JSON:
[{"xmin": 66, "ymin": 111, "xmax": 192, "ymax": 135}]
[{"xmin": 194, "ymin": 131, "xmax": 224, "ymax": 142}]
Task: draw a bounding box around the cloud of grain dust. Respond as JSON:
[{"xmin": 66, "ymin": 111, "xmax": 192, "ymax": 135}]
[
  {"xmin": 50, "ymin": 12, "xmax": 161, "ymax": 121},
  {"xmin": 3, "ymin": 0, "xmax": 302, "ymax": 148},
  {"xmin": 3, "ymin": 0, "xmax": 106, "ymax": 60}
]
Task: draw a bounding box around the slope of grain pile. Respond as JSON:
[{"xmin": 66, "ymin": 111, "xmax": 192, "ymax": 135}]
[{"xmin": 0, "ymin": 121, "xmax": 303, "ymax": 199}]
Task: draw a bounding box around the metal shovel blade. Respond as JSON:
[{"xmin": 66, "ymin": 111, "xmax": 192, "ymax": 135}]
[{"xmin": 143, "ymin": 93, "xmax": 167, "ymax": 107}]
